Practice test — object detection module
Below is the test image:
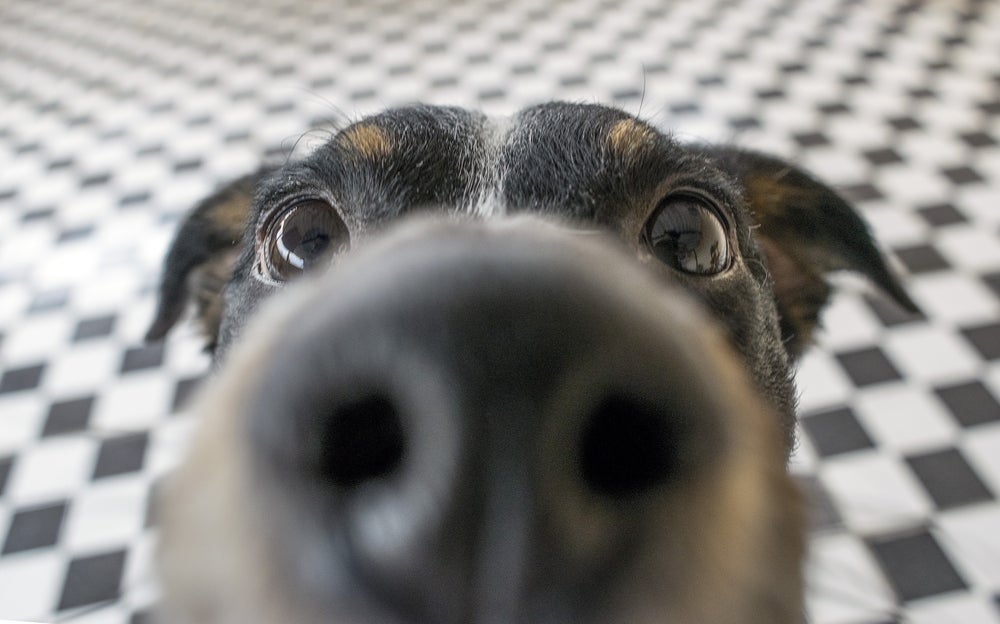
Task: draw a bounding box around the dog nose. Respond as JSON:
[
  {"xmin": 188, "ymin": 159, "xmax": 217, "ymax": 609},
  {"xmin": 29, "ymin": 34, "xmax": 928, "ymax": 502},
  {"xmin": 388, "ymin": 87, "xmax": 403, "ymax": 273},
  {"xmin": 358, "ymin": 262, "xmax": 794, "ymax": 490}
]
[{"xmin": 236, "ymin": 220, "xmax": 742, "ymax": 622}]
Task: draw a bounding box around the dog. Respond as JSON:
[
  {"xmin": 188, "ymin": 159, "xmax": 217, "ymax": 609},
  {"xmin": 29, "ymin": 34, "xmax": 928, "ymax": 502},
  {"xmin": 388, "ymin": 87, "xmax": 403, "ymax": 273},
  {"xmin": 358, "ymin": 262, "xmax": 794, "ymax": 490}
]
[{"xmin": 147, "ymin": 102, "xmax": 917, "ymax": 624}]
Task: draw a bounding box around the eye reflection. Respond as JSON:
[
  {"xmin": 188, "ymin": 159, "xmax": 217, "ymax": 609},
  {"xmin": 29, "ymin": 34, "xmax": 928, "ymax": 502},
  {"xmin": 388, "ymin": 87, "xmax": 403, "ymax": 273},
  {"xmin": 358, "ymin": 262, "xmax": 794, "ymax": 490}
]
[
  {"xmin": 644, "ymin": 194, "xmax": 730, "ymax": 275},
  {"xmin": 262, "ymin": 200, "xmax": 350, "ymax": 281}
]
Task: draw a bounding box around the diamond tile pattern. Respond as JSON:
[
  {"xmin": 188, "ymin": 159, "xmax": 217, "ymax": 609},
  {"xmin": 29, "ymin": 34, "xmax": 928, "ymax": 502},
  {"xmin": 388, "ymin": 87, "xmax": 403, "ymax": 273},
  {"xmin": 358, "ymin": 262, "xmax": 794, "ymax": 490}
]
[
  {"xmin": 57, "ymin": 550, "xmax": 127, "ymax": 611},
  {"xmin": 963, "ymin": 323, "xmax": 1000, "ymax": 361},
  {"xmin": 92, "ymin": 434, "xmax": 149, "ymax": 481},
  {"xmin": 936, "ymin": 381, "xmax": 1000, "ymax": 428},
  {"xmin": 42, "ymin": 397, "xmax": 94, "ymax": 437},
  {"xmin": 835, "ymin": 347, "xmax": 904, "ymax": 387},
  {"xmin": 801, "ymin": 407, "xmax": 876, "ymax": 457},
  {"xmin": 869, "ymin": 529, "xmax": 968, "ymax": 602},
  {"xmin": 907, "ymin": 448, "xmax": 994, "ymax": 510},
  {"xmin": 119, "ymin": 345, "xmax": 165, "ymax": 375},
  {"xmin": 2, "ymin": 0, "xmax": 1000, "ymax": 622},
  {"xmin": 2, "ymin": 502, "xmax": 68, "ymax": 555},
  {"xmin": 0, "ymin": 364, "xmax": 46, "ymax": 394},
  {"xmin": 895, "ymin": 244, "xmax": 953, "ymax": 274},
  {"xmin": 72, "ymin": 315, "xmax": 116, "ymax": 342},
  {"xmin": 917, "ymin": 203, "xmax": 967, "ymax": 227}
]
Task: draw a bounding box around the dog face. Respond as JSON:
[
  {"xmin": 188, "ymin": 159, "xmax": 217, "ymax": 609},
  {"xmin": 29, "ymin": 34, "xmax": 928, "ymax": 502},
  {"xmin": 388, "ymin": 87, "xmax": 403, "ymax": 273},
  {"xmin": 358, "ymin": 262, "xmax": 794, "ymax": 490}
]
[{"xmin": 149, "ymin": 102, "xmax": 915, "ymax": 624}]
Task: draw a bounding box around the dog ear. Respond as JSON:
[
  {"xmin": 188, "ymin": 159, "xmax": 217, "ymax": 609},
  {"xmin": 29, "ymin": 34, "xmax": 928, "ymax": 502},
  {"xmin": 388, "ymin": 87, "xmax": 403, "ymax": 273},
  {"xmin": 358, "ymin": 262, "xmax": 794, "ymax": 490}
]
[
  {"xmin": 146, "ymin": 171, "xmax": 265, "ymax": 350},
  {"xmin": 695, "ymin": 146, "xmax": 919, "ymax": 359}
]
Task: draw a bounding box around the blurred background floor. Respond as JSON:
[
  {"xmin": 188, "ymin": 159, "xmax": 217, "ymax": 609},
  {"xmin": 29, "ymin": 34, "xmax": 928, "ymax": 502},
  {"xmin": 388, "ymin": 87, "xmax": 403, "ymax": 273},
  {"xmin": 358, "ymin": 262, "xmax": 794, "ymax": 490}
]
[{"xmin": 1, "ymin": 0, "xmax": 999, "ymax": 622}]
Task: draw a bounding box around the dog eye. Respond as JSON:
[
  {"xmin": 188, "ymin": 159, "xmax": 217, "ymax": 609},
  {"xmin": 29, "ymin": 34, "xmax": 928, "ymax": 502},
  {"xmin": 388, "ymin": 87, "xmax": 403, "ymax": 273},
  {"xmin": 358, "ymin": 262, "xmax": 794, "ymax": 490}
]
[
  {"xmin": 643, "ymin": 193, "xmax": 730, "ymax": 275},
  {"xmin": 263, "ymin": 200, "xmax": 350, "ymax": 281}
]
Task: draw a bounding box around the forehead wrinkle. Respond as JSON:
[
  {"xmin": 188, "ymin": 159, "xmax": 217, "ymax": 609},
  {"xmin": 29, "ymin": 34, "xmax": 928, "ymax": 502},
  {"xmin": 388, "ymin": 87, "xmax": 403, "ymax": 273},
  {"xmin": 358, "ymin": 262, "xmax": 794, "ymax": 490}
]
[
  {"xmin": 499, "ymin": 103, "xmax": 674, "ymax": 223},
  {"xmin": 300, "ymin": 105, "xmax": 714, "ymax": 226},
  {"xmin": 322, "ymin": 106, "xmax": 495, "ymax": 220}
]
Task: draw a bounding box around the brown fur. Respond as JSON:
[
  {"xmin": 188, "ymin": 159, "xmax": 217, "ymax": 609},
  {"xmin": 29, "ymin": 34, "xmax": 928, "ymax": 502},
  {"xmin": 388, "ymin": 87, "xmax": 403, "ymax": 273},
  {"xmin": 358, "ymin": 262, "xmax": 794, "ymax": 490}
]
[
  {"xmin": 146, "ymin": 172, "xmax": 260, "ymax": 346},
  {"xmin": 150, "ymin": 103, "xmax": 915, "ymax": 624},
  {"xmin": 339, "ymin": 122, "xmax": 394, "ymax": 160},
  {"xmin": 606, "ymin": 118, "xmax": 657, "ymax": 165},
  {"xmin": 189, "ymin": 249, "xmax": 242, "ymax": 345}
]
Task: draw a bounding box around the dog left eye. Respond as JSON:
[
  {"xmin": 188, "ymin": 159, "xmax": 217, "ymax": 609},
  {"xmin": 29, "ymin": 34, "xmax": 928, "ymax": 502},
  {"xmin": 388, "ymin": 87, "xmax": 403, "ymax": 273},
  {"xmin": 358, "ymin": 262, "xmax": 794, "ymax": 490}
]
[
  {"xmin": 262, "ymin": 200, "xmax": 350, "ymax": 281},
  {"xmin": 643, "ymin": 193, "xmax": 730, "ymax": 275}
]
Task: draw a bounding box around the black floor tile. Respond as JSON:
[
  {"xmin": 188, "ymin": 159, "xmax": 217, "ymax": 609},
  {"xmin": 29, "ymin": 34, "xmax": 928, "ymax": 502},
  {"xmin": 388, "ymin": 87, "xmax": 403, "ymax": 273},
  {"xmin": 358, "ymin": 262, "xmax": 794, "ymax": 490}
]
[
  {"xmin": 960, "ymin": 131, "xmax": 997, "ymax": 148},
  {"xmin": 917, "ymin": 203, "xmax": 966, "ymax": 227},
  {"xmin": 941, "ymin": 165, "xmax": 985, "ymax": 185},
  {"xmin": 92, "ymin": 433, "xmax": 149, "ymax": 480},
  {"xmin": 57, "ymin": 549, "xmax": 127, "ymax": 611},
  {"xmin": 887, "ymin": 115, "xmax": 921, "ymax": 131},
  {"xmin": 894, "ymin": 244, "xmax": 951, "ymax": 274},
  {"xmin": 2, "ymin": 501, "xmax": 68, "ymax": 554},
  {"xmin": 906, "ymin": 448, "xmax": 993, "ymax": 510},
  {"xmin": 0, "ymin": 363, "xmax": 46, "ymax": 394},
  {"xmin": 961, "ymin": 322, "xmax": 1000, "ymax": 360},
  {"xmin": 73, "ymin": 315, "xmax": 116, "ymax": 341},
  {"xmin": 936, "ymin": 381, "xmax": 1000, "ymax": 428},
  {"xmin": 835, "ymin": 347, "xmax": 902, "ymax": 387},
  {"xmin": 868, "ymin": 529, "xmax": 966, "ymax": 602},
  {"xmin": 864, "ymin": 293, "xmax": 923, "ymax": 327},
  {"xmin": 864, "ymin": 147, "xmax": 903, "ymax": 165},
  {"xmin": 795, "ymin": 131, "xmax": 830, "ymax": 147},
  {"xmin": 42, "ymin": 396, "xmax": 95, "ymax": 436},
  {"xmin": 801, "ymin": 407, "xmax": 876, "ymax": 457},
  {"xmin": 120, "ymin": 344, "xmax": 166, "ymax": 373},
  {"xmin": 838, "ymin": 182, "xmax": 884, "ymax": 203}
]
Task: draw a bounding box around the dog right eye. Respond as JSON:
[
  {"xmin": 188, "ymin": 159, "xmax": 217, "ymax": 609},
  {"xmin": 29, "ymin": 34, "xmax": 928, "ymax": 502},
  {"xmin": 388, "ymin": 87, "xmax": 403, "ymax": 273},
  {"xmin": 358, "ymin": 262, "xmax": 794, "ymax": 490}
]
[
  {"xmin": 643, "ymin": 192, "xmax": 731, "ymax": 275},
  {"xmin": 261, "ymin": 200, "xmax": 350, "ymax": 281}
]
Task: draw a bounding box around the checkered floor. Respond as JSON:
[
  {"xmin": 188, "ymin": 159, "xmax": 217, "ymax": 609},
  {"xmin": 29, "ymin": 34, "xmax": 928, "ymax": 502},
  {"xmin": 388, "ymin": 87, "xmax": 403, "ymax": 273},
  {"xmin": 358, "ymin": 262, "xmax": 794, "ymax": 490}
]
[{"xmin": 1, "ymin": 0, "xmax": 999, "ymax": 622}]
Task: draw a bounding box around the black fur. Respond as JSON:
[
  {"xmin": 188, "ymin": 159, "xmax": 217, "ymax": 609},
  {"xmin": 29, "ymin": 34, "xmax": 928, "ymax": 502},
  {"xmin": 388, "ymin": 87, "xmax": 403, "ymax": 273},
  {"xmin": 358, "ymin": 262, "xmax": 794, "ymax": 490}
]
[
  {"xmin": 152, "ymin": 101, "xmax": 917, "ymax": 624},
  {"xmin": 150, "ymin": 101, "xmax": 914, "ymax": 452}
]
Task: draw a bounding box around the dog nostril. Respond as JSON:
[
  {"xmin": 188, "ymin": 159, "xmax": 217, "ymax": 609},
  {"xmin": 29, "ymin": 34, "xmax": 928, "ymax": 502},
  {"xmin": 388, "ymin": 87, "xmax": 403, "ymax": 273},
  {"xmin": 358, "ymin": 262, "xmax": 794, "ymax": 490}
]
[
  {"xmin": 319, "ymin": 394, "xmax": 406, "ymax": 488},
  {"xmin": 579, "ymin": 394, "xmax": 682, "ymax": 498}
]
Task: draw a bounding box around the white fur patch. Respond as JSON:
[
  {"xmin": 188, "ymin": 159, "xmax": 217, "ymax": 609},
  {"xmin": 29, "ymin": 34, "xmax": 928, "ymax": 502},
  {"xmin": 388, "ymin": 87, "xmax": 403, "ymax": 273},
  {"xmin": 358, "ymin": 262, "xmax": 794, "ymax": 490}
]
[{"xmin": 465, "ymin": 115, "xmax": 512, "ymax": 219}]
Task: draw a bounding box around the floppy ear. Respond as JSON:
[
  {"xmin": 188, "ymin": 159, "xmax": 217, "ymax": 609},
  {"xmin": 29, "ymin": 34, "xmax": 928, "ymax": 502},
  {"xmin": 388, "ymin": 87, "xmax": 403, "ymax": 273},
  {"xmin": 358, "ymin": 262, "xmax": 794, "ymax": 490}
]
[
  {"xmin": 146, "ymin": 170, "xmax": 266, "ymax": 351},
  {"xmin": 695, "ymin": 146, "xmax": 920, "ymax": 360}
]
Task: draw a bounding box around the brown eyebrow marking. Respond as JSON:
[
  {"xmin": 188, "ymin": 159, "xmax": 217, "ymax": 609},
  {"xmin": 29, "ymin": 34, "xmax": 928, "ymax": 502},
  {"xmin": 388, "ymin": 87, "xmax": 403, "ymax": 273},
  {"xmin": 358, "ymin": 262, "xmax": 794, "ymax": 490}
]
[
  {"xmin": 338, "ymin": 122, "xmax": 394, "ymax": 160},
  {"xmin": 606, "ymin": 118, "xmax": 657, "ymax": 163}
]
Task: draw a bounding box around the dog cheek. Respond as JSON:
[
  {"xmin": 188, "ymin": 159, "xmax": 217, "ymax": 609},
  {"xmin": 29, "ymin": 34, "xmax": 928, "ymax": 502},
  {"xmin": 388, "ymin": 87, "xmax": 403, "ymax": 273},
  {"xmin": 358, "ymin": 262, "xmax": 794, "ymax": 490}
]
[
  {"xmin": 695, "ymin": 275, "xmax": 797, "ymax": 450},
  {"xmin": 214, "ymin": 277, "xmax": 281, "ymax": 362},
  {"xmin": 158, "ymin": 368, "xmax": 281, "ymax": 623}
]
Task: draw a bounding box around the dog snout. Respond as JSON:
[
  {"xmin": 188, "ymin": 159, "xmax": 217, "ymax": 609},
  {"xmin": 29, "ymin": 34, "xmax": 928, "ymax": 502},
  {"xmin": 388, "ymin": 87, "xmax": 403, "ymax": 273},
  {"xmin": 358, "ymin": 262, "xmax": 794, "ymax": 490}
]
[{"xmin": 160, "ymin": 219, "xmax": 803, "ymax": 624}]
